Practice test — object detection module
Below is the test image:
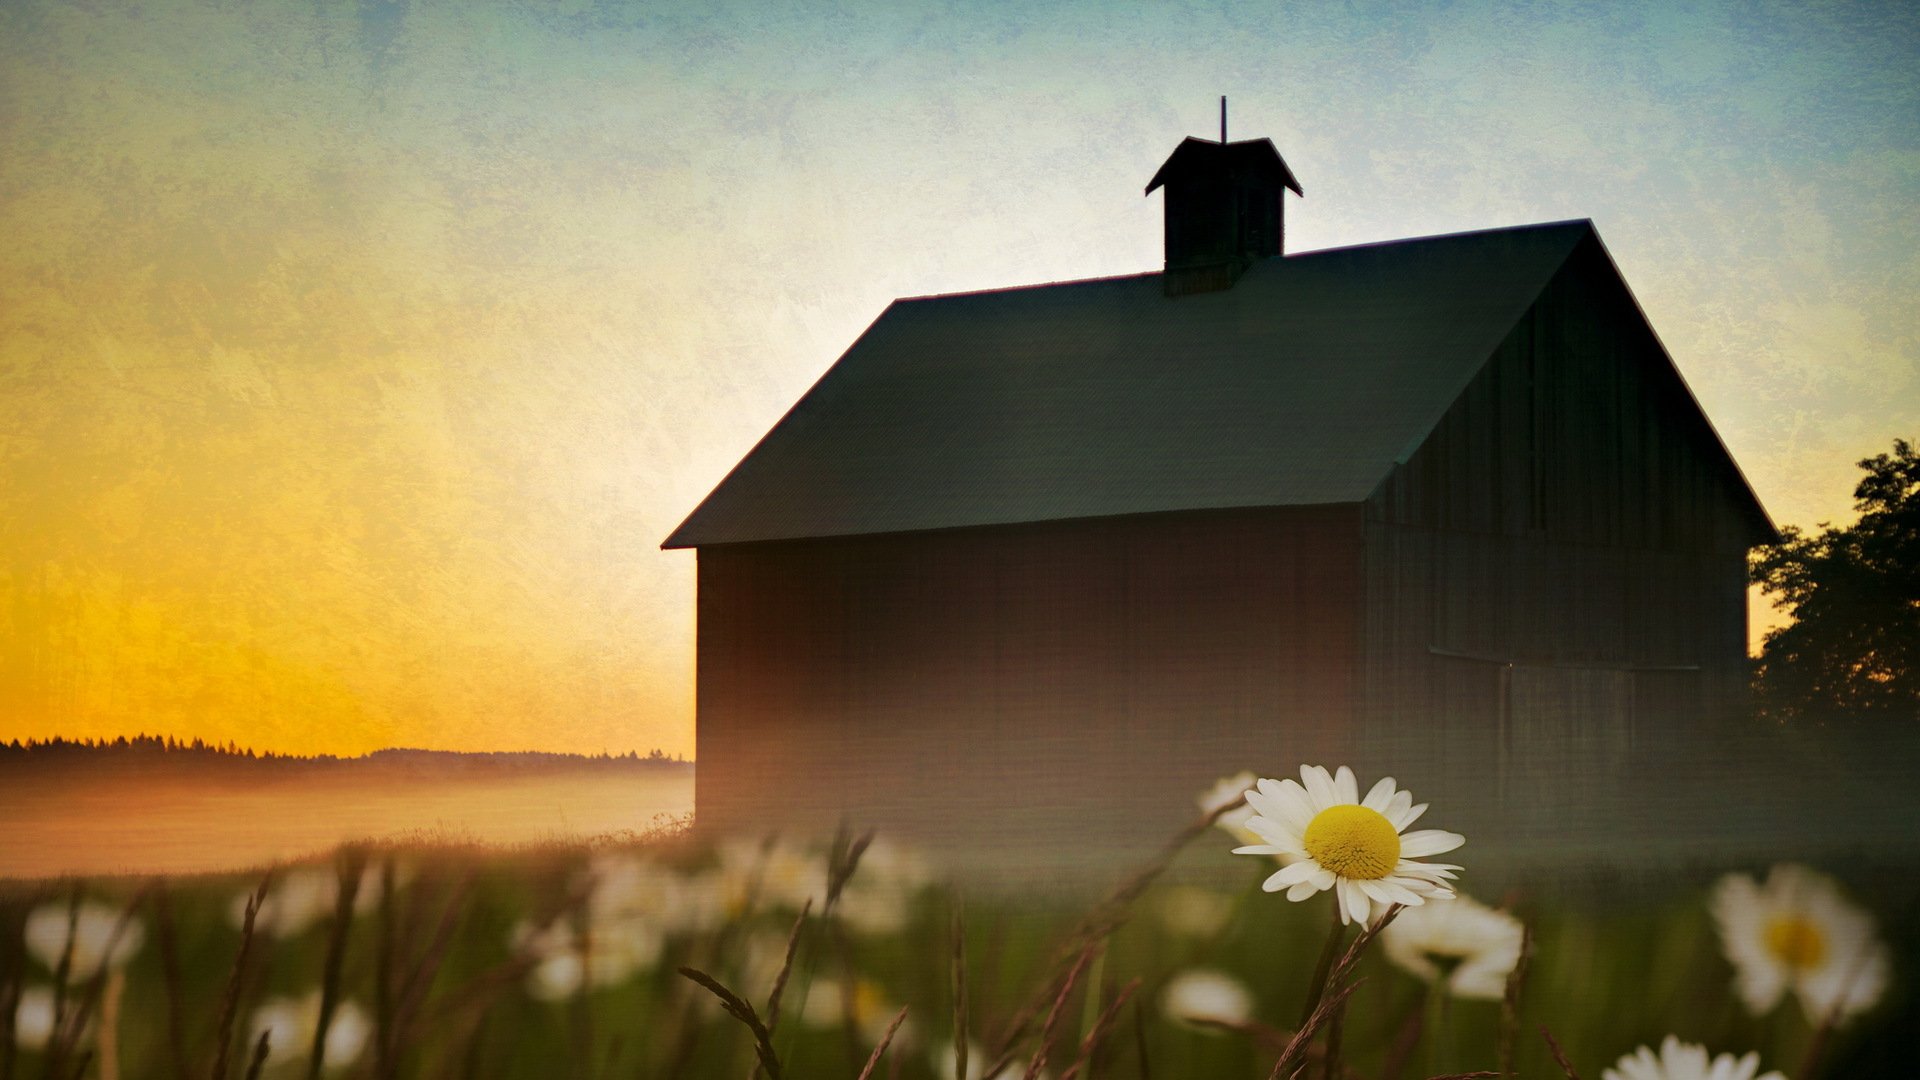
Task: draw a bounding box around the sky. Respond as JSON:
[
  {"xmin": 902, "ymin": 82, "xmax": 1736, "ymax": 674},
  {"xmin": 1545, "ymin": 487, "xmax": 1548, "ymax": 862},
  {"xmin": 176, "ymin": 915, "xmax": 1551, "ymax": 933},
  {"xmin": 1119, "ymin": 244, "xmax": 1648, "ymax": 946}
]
[{"xmin": 1, "ymin": 0, "xmax": 1915, "ymax": 758}]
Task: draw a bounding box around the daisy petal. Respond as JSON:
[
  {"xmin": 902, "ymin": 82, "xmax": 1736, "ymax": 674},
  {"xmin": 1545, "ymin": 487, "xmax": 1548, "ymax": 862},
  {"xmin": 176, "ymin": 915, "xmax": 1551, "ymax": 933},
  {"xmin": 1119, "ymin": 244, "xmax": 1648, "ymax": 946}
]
[
  {"xmin": 1399, "ymin": 830, "xmax": 1466, "ymax": 857},
  {"xmin": 1355, "ymin": 879, "xmax": 1396, "ymax": 904},
  {"xmin": 1395, "ymin": 802, "xmax": 1428, "ymax": 830},
  {"xmin": 1339, "ymin": 879, "xmax": 1371, "ymax": 926},
  {"xmin": 1332, "ymin": 766, "xmax": 1358, "ymax": 806},
  {"xmin": 1369, "ymin": 878, "xmax": 1425, "ymax": 906},
  {"xmin": 1286, "ymin": 879, "xmax": 1322, "ymax": 902},
  {"xmin": 1266, "ymin": 861, "xmax": 1325, "ymax": 889},
  {"xmin": 1268, "ymin": 780, "xmax": 1318, "ymax": 835},
  {"xmin": 1362, "ymin": 777, "xmax": 1397, "ymax": 812},
  {"xmin": 1301, "ymin": 765, "xmax": 1337, "ymax": 808}
]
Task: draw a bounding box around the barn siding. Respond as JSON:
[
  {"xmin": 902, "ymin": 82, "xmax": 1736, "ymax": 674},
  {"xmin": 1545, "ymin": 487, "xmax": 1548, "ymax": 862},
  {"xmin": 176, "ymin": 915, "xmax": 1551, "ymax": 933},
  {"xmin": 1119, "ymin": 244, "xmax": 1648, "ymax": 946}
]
[
  {"xmin": 696, "ymin": 506, "xmax": 1363, "ymax": 866},
  {"xmin": 1363, "ymin": 236, "xmax": 1755, "ymax": 834}
]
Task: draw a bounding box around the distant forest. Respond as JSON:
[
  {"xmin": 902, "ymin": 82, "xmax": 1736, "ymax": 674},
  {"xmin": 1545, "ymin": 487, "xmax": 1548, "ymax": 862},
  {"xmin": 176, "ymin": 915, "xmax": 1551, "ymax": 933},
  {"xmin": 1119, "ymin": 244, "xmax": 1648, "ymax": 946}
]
[{"xmin": 0, "ymin": 734, "xmax": 690, "ymax": 772}]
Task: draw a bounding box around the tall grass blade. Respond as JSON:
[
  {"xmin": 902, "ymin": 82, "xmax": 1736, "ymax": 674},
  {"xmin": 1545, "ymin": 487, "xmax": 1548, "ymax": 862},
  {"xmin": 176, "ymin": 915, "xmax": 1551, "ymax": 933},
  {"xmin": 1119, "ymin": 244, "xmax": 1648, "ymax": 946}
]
[
  {"xmin": 1539, "ymin": 1026, "xmax": 1580, "ymax": 1080},
  {"xmin": 306, "ymin": 847, "xmax": 366, "ymax": 1080},
  {"xmin": 1267, "ymin": 977, "xmax": 1366, "ymax": 1080},
  {"xmin": 1058, "ymin": 976, "xmax": 1140, "ymax": 1080},
  {"xmin": 1018, "ymin": 944, "xmax": 1096, "ymax": 1080},
  {"xmin": 677, "ymin": 967, "xmax": 783, "ymax": 1080},
  {"xmin": 1131, "ymin": 996, "xmax": 1152, "ymax": 1080},
  {"xmin": 211, "ymin": 874, "xmax": 271, "ymax": 1080},
  {"xmin": 853, "ymin": 1006, "xmax": 909, "ymax": 1080},
  {"xmin": 50, "ymin": 889, "xmax": 147, "ymax": 1080},
  {"xmin": 1496, "ymin": 924, "xmax": 1531, "ymax": 1080},
  {"xmin": 989, "ymin": 805, "xmax": 1233, "ymax": 1071},
  {"xmin": 762, "ymin": 899, "xmax": 812, "ymax": 1038},
  {"xmin": 241, "ymin": 1032, "xmax": 270, "ymax": 1080},
  {"xmin": 151, "ymin": 885, "xmax": 193, "ymax": 1080},
  {"xmin": 950, "ymin": 901, "xmax": 968, "ymax": 1080},
  {"xmin": 1267, "ymin": 905, "xmax": 1403, "ymax": 1080},
  {"xmin": 1299, "ymin": 905, "xmax": 1347, "ymax": 1027}
]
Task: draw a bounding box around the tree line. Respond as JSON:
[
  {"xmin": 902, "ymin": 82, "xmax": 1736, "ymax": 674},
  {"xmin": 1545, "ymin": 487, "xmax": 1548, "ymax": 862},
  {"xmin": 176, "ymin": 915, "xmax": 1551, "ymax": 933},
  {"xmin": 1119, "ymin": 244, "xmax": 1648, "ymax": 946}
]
[{"xmin": 0, "ymin": 735, "xmax": 688, "ymax": 766}]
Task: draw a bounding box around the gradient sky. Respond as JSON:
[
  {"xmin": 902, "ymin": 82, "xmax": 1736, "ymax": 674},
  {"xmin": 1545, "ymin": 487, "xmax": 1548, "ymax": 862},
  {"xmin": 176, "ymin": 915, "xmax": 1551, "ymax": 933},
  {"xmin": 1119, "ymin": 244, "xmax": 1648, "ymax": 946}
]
[{"xmin": 2, "ymin": 0, "xmax": 1915, "ymax": 758}]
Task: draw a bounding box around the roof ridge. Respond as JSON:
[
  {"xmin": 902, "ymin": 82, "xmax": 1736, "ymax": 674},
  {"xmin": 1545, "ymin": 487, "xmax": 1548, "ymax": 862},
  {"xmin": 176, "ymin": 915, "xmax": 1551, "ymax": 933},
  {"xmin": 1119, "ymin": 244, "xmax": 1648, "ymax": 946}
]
[
  {"xmin": 894, "ymin": 219, "xmax": 1595, "ymax": 305},
  {"xmin": 1290, "ymin": 217, "xmax": 1593, "ymax": 258}
]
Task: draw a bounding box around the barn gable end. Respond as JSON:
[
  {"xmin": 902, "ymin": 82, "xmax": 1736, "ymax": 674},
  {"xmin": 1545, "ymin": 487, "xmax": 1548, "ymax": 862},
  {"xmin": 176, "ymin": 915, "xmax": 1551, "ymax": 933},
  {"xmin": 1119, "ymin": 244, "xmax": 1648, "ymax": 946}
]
[{"xmin": 1359, "ymin": 230, "xmax": 1770, "ymax": 836}]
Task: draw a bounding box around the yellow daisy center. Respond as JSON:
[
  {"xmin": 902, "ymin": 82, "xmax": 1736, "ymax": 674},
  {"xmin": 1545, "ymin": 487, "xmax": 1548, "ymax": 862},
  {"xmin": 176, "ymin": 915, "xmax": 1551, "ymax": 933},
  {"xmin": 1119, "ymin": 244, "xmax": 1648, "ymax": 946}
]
[
  {"xmin": 1764, "ymin": 915, "xmax": 1827, "ymax": 970},
  {"xmin": 1302, "ymin": 804, "xmax": 1400, "ymax": 880}
]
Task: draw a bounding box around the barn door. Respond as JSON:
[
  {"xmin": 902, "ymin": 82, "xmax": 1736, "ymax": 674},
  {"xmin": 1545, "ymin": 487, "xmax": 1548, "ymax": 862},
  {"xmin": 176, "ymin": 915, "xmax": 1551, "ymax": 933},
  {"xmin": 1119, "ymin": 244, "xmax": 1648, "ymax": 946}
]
[{"xmin": 1502, "ymin": 665, "xmax": 1634, "ymax": 811}]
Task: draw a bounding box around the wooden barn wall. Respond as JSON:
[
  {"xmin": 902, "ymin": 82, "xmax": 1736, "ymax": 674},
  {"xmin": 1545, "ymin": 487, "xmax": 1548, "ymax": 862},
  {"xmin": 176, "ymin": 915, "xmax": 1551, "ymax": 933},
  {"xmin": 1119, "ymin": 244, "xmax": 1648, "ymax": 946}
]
[
  {"xmin": 1363, "ymin": 237, "xmax": 1756, "ymax": 837},
  {"xmin": 695, "ymin": 506, "xmax": 1362, "ymax": 868}
]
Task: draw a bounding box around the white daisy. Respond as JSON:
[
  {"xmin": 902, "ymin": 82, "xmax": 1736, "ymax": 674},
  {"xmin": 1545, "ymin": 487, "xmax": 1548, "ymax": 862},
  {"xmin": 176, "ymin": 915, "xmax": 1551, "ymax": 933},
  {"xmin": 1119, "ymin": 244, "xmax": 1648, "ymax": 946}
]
[
  {"xmin": 247, "ymin": 991, "xmax": 371, "ymax": 1072},
  {"xmin": 1601, "ymin": 1035, "xmax": 1783, "ymax": 1080},
  {"xmin": 12, "ymin": 985, "xmax": 61, "ymax": 1052},
  {"xmin": 24, "ymin": 900, "xmax": 144, "ymax": 978},
  {"xmin": 1380, "ymin": 892, "xmax": 1524, "ymax": 999},
  {"xmin": 1197, "ymin": 771, "xmax": 1262, "ymax": 847},
  {"xmin": 1160, "ymin": 969, "xmax": 1254, "ymax": 1031},
  {"xmin": 798, "ymin": 977, "xmax": 912, "ymax": 1047},
  {"xmin": 1233, "ymin": 765, "xmax": 1464, "ymax": 926},
  {"xmin": 1709, "ymin": 863, "xmax": 1890, "ymax": 1024},
  {"xmin": 227, "ymin": 868, "xmax": 377, "ymax": 939},
  {"xmin": 509, "ymin": 915, "xmax": 662, "ymax": 1001},
  {"xmin": 935, "ymin": 1039, "xmax": 1051, "ymax": 1080}
]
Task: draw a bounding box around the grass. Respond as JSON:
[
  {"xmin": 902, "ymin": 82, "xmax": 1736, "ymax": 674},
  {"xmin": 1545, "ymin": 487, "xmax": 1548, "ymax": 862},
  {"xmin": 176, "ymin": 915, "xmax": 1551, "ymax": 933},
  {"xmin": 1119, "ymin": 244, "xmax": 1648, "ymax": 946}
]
[{"xmin": 0, "ymin": 808, "xmax": 1910, "ymax": 1079}]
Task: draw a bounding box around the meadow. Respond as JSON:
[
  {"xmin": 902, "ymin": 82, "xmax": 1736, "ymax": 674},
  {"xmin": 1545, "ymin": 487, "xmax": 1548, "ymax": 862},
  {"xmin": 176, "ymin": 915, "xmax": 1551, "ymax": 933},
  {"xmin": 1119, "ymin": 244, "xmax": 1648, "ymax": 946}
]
[
  {"xmin": 3, "ymin": 761, "xmax": 1911, "ymax": 1080},
  {"xmin": 0, "ymin": 750, "xmax": 694, "ymax": 880}
]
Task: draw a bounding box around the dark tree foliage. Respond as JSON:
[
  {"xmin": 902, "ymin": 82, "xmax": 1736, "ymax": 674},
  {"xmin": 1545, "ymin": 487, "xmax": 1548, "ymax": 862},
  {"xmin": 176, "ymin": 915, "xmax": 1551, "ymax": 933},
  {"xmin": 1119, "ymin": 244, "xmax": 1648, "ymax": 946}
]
[{"xmin": 1752, "ymin": 438, "xmax": 1920, "ymax": 722}]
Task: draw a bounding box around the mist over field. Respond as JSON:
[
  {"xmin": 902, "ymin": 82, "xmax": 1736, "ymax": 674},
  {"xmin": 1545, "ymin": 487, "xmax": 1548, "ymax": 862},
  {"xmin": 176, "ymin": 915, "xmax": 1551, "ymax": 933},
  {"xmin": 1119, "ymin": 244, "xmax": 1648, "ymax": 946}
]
[{"xmin": 0, "ymin": 751, "xmax": 691, "ymax": 879}]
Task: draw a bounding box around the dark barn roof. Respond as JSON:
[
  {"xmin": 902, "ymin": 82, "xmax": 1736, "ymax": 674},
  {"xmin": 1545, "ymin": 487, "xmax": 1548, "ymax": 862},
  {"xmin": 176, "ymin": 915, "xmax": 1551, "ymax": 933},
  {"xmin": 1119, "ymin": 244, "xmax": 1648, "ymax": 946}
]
[{"xmin": 664, "ymin": 220, "xmax": 1766, "ymax": 549}]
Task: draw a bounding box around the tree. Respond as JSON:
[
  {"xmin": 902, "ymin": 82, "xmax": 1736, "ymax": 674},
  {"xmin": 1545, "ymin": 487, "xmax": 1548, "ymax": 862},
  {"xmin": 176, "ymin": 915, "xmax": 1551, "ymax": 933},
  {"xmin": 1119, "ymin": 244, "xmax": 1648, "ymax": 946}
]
[{"xmin": 1752, "ymin": 438, "xmax": 1920, "ymax": 723}]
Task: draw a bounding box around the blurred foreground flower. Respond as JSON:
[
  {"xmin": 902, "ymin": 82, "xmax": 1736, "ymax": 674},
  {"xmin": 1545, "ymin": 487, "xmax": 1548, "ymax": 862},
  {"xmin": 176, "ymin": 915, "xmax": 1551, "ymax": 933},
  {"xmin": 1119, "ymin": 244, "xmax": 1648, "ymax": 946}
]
[
  {"xmin": 716, "ymin": 836, "xmax": 828, "ymax": 913},
  {"xmin": 1155, "ymin": 884, "xmax": 1235, "ymax": 938},
  {"xmin": 1709, "ymin": 863, "xmax": 1889, "ymax": 1024},
  {"xmin": 12, "ymin": 986, "xmax": 60, "ymax": 1052},
  {"xmin": 699, "ymin": 834, "xmax": 931, "ymax": 936},
  {"xmin": 248, "ymin": 991, "xmax": 371, "ymax": 1072},
  {"xmin": 228, "ymin": 867, "xmax": 375, "ymax": 938},
  {"xmin": 589, "ymin": 852, "xmax": 714, "ymax": 935},
  {"xmin": 936, "ymin": 1039, "xmax": 1051, "ymax": 1080},
  {"xmin": 1234, "ymin": 765, "xmax": 1463, "ymax": 925},
  {"xmin": 1197, "ymin": 771, "xmax": 1261, "ymax": 846},
  {"xmin": 838, "ymin": 836, "xmax": 936, "ymax": 936},
  {"xmin": 1601, "ymin": 1035, "xmax": 1783, "ymax": 1080},
  {"xmin": 25, "ymin": 900, "xmax": 143, "ymax": 978},
  {"xmin": 800, "ymin": 976, "xmax": 913, "ymax": 1047},
  {"xmin": 1380, "ymin": 892, "xmax": 1524, "ymax": 999},
  {"xmin": 510, "ymin": 915, "xmax": 663, "ymax": 1000},
  {"xmin": 1160, "ymin": 968, "xmax": 1253, "ymax": 1030}
]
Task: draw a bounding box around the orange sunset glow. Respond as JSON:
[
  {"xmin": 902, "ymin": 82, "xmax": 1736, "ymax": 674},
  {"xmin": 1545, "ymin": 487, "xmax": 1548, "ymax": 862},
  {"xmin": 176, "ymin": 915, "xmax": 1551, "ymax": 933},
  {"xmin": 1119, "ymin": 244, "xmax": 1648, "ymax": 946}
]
[{"xmin": 3, "ymin": 0, "xmax": 1916, "ymax": 759}]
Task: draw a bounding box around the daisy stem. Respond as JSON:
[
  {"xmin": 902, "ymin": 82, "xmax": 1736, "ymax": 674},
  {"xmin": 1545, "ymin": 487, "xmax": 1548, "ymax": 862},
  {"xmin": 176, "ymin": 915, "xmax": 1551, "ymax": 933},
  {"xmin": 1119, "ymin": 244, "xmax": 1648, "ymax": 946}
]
[
  {"xmin": 1378, "ymin": 983, "xmax": 1425, "ymax": 1080},
  {"xmin": 1424, "ymin": 981, "xmax": 1449, "ymax": 1077},
  {"xmin": 1297, "ymin": 903, "xmax": 1347, "ymax": 1027},
  {"xmin": 1797, "ymin": 1005, "xmax": 1838, "ymax": 1080}
]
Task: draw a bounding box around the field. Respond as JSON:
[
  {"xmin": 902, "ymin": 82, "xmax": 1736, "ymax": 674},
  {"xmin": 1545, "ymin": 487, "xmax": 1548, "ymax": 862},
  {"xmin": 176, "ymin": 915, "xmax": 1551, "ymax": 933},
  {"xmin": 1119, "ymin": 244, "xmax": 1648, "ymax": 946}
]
[
  {"xmin": 1, "ymin": 771, "xmax": 1911, "ymax": 1080},
  {"xmin": 0, "ymin": 753, "xmax": 693, "ymax": 880}
]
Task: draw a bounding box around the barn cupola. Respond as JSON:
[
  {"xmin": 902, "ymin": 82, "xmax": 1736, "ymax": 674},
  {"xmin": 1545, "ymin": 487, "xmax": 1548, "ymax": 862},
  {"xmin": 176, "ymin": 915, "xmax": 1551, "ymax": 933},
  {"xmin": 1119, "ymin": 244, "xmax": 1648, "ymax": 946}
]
[{"xmin": 1145, "ymin": 100, "xmax": 1302, "ymax": 296}]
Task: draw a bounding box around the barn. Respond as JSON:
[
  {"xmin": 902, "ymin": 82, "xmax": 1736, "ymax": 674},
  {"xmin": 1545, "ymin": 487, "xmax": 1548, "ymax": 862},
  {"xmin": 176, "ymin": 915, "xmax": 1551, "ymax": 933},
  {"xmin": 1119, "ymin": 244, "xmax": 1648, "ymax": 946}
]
[{"xmin": 663, "ymin": 132, "xmax": 1775, "ymax": 872}]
